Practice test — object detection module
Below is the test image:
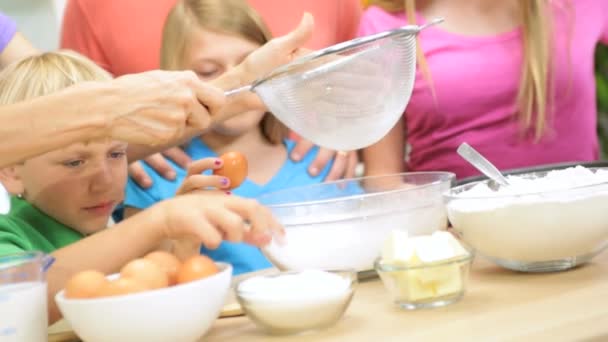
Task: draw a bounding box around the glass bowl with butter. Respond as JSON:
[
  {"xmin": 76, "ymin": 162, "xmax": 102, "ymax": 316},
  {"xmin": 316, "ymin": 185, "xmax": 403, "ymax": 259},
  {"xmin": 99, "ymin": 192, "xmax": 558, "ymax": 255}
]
[{"xmin": 374, "ymin": 230, "xmax": 473, "ymax": 310}]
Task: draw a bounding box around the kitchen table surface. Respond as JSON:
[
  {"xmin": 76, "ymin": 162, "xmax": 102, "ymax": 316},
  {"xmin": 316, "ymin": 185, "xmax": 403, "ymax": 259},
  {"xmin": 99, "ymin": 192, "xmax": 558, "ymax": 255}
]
[{"xmin": 205, "ymin": 253, "xmax": 608, "ymax": 341}]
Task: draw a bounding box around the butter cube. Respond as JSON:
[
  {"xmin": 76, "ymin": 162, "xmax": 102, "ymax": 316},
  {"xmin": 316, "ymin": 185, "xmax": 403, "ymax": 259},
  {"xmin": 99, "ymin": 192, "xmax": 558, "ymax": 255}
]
[
  {"xmin": 395, "ymin": 260, "xmax": 463, "ymax": 302},
  {"xmin": 417, "ymin": 264, "xmax": 463, "ymax": 297},
  {"xmin": 381, "ymin": 230, "xmax": 414, "ymax": 262},
  {"xmin": 392, "ymin": 270, "xmax": 436, "ymax": 301},
  {"xmin": 408, "ymin": 270, "xmax": 437, "ymax": 301},
  {"xmin": 380, "ymin": 230, "xmax": 467, "ymax": 303},
  {"xmin": 434, "ymin": 265, "xmax": 463, "ymax": 297}
]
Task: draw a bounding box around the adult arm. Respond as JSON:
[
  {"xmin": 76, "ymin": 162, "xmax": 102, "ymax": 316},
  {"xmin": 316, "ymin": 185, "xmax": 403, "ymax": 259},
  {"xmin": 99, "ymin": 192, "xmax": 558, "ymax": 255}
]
[
  {"xmin": 0, "ymin": 70, "xmax": 224, "ymax": 168},
  {"xmin": 0, "ymin": 32, "xmax": 38, "ymax": 67},
  {"xmin": 0, "ymin": 12, "xmax": 38, "ymax": 67}
]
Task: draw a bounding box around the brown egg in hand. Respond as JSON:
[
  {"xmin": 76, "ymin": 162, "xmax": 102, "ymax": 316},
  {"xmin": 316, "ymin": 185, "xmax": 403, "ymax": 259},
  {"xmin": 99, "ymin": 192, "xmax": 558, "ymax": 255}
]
[
  {"xmin": 65, "ymin": 270, "xmax": 108, "ymax": 299},
  {"xmin": 213, "ymin": 151, "xmax": 248, "ymax": 189}
]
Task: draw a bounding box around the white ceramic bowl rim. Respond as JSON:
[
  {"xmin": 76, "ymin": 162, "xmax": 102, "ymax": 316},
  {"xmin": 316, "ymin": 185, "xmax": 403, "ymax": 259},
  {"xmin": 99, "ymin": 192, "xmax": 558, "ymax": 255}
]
[
  {"xmin": 259, "ymin": 172, "xmax": 455, "ymax": 208},
  {"xmin": 444, "ymin": 167, "xmax": 608, "ymax": 200},
  {"xmin": 55, "ymin": 262, "xmax": 232, "ymax": 305}
]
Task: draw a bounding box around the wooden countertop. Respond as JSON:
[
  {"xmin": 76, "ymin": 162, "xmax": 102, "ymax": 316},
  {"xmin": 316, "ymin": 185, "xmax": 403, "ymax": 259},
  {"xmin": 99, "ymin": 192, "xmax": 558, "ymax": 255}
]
[{"xmin": 205, "ymin": 252, "xmax": 608, "ymax": 341}]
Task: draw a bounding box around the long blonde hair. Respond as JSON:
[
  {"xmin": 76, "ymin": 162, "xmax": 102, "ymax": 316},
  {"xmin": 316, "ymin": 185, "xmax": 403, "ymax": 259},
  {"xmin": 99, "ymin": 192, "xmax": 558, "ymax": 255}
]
[
  {"xmin": 368, "ymin": 0, "xmax": 552, "ymax": 139},
  {"xmin": 0, "ymin": 50, "xmax": 112, "ymax": 106},
  {"xmin": 161, "ymin": 0, "xmax": 288, "ymax": 144}
]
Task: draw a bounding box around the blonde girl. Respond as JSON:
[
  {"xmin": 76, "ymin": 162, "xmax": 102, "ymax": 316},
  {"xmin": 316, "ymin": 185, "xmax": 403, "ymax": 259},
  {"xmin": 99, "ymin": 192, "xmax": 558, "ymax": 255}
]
[
  {"xmin": 123, "ymin": 0, "xmax": 334, "ymax": 275},
  {"xmin": 360, "ymin": 0, "xmax": 608, "ymax": 178}
]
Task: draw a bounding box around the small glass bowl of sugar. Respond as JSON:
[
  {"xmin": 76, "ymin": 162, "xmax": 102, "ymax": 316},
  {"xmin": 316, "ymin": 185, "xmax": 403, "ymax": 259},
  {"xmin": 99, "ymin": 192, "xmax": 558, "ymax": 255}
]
[{"xmin": 235, "ymin": 269, "xmax": 357, "ymax": 335}]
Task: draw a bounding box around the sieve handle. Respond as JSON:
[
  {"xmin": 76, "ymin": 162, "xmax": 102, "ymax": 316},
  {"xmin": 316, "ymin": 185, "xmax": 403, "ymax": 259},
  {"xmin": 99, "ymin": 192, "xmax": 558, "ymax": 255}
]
[
  {"xmin": 394, "ymin": 17, "xmax": 444, "ymax": 36},
  {"xmin": 418, "ymin": 17, "xmax": 445, "ymax": 32},
  {"xmin": 224, "ymin": 84, "xmax": 253, "ymax": 97}
]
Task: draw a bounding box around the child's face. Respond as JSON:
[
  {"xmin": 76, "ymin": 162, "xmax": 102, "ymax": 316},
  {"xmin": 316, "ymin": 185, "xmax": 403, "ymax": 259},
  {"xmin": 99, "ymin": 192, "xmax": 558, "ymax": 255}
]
[
  {"xmin": 4, "ymin": 140, "xmax": 128, "ymax": 235},
  {"xmin": 183, "ymin": 27, "xmax": 266, "ymax": 136}
]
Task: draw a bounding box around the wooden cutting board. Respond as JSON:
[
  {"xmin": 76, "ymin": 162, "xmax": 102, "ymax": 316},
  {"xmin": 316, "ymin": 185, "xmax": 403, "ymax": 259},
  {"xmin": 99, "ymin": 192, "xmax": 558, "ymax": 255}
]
[{"xmin": 48, "ymin": 320, "xmax": 79, "ymax": 342}]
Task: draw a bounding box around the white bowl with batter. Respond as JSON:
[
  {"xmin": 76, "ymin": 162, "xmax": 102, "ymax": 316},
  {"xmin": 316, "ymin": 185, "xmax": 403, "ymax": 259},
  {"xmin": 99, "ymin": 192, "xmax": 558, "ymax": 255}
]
[{"xmin": 445, "ymin": 166, "xmax": 608, "ymax": 272}]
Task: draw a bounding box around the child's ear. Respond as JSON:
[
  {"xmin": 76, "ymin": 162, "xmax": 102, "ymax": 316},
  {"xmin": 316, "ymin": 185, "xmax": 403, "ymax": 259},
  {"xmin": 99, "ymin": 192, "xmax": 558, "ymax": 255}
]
[{"xmin": 0, "ymin": 167, "xmax": 25, "ymax": 196}]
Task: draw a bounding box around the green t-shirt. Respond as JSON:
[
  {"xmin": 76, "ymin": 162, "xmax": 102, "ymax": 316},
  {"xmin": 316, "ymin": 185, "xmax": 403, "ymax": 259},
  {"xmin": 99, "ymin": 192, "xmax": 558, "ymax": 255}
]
[{"xmin": 0, "ymin": 196, "xmax": 84, "ymax": 256}]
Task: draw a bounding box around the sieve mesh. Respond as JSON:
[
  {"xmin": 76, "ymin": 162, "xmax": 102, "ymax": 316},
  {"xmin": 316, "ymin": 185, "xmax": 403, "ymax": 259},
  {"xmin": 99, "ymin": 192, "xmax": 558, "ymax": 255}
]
[{"xmin": 225, "ymin": 19, "xmax": 443, "ymax": 151}]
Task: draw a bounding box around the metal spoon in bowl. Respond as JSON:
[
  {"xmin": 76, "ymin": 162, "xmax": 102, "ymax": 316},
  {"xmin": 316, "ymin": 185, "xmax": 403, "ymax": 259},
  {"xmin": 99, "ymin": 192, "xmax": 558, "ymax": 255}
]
[{"xmin": 457, "ymin": 143, "xmax": 510, "ymax": 187}]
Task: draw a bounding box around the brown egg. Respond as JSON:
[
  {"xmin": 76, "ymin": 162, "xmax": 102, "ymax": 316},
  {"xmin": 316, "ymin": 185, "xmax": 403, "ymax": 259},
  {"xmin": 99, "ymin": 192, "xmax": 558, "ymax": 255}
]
[
  {"xmin": 65, "ymin": 270, "xmax": 108, "ymax": 299},
  {"xmin": 144, "ymin": 251, "xmax": 182, "ymax": 286},
  {"xmin": 176, "ymin": 255, "xmax": 219, "ymax": 285},
  {"xmin": 96, "ymin": 278, "xmax": 148, "ymax": 298},
  {"xmin": 120, "ymin": 259, "xmax": 169, "ymax": 290},
  {"xmin": 213, "ymin": 151, "xmax": 248, "ymax": 189}
]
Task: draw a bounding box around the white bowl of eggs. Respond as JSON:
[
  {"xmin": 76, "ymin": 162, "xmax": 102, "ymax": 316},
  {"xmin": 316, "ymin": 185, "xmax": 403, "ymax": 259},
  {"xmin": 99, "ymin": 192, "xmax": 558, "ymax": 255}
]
[{"xmin": 55, "ymin": 252, "xmax": 231, "ymax": 342}]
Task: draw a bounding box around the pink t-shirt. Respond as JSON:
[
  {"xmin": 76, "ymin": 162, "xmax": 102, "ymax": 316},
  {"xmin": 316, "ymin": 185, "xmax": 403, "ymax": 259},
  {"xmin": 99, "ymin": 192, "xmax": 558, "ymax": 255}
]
[{"xmin": 358, "ymin": 0, "xmax": 608, "ymax": 179}]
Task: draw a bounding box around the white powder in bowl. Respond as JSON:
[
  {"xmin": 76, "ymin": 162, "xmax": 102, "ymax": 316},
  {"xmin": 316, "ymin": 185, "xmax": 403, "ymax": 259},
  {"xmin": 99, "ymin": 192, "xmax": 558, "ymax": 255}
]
[
  {"xmin": 457, "ymin": 166, "xmax": 608, "ymax": 198},
  {"xmin": 447, "ymin": 166, "xmax": 608, "ymax": 262},
  {"xmin": 237, "ymin": 271, "xmax": 354, "ymax": 332},
  {"xmin": 238, "ymin": 270, "xmax": 351, "ymax": 302},
  {"xmin": 263, "ymin": 204, "xmax": 448, "ymax": 271}
]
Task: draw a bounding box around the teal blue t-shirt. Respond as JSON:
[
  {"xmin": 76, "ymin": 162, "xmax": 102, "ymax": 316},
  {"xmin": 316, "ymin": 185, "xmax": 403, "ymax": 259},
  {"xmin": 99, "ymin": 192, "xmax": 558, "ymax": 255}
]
[{"xmin": 124, "ymin": 138, "xmax": 332, "ymax": 275}]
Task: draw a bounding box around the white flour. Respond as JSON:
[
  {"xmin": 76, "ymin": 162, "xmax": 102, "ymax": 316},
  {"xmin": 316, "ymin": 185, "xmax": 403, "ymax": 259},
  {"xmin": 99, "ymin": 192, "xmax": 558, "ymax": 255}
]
[
  {"xmin": 263, "ymin": 204, "xmax": 447, "ymax": 271},
  {"xmin": 448, "ymin": 166, "xmax": 608, "ymax": 261},
  {"xmin": 239, "ymin": 270, "xmax": 351, "ymax": 302},
  {"xmin": 238, "ymin": 271, "xmax": 352, "ymax": 331}
]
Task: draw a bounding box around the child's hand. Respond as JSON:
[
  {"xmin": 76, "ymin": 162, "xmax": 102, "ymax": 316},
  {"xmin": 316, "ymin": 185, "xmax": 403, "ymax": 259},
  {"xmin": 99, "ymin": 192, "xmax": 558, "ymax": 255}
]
[
  {"xmin": 169, "ymin": 157, "xmax": 243, "ymax": 259},
  {"xmin": 151, "ymin": 193, "xmax": 284, "ymax": 250},
  {"xmin": 176, "ymin": 157, "xmax": 231, "ymax": 195}
]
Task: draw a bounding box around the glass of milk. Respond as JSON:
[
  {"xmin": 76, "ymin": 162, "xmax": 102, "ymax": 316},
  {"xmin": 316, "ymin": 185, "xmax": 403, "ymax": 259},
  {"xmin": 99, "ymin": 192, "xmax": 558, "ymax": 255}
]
[{"xmin": 0, "ymin": 251, "xmax": 54, "ymax": 342}]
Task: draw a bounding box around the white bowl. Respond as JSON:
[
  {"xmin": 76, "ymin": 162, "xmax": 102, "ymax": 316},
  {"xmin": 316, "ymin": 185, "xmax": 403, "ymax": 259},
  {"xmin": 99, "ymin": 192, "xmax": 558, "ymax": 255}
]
[
  {"xmin": 55, "ymin": 263, "xmax": 232, "ymax": 342},
  {"xmin": 235, "ymin": 270, "xmax": 357, "ymax": 335},
  {"xmin": 445, "ymin": 167, "xmax": 608, "ymax": 272},
  {"xmin": 258, "ymin": 172, "xmax": 455, "ymax": 272}
]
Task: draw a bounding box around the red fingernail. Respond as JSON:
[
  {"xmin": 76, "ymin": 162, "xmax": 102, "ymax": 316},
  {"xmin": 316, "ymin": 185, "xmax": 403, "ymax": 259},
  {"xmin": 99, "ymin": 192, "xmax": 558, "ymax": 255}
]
[
  {"xmin": 221, "ymin": 177, "xmax": 230, "ymax": 186},
  {"xmin": 214, "ymin": 159, "xmax": 222, "ymax": 166},
  {"xmin": 225, "ymin": 191, "xmax": 232, "ymax": 195}
]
